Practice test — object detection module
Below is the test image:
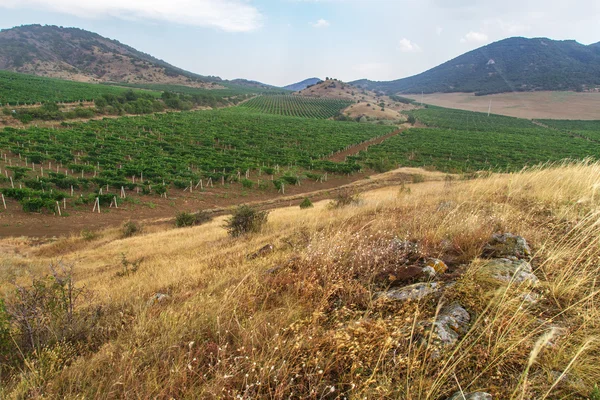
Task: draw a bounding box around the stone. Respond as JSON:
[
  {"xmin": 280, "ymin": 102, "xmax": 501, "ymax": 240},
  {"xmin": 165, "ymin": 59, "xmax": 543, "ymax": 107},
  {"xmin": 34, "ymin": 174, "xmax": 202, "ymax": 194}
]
[
  {"xmin": 478, "ymin": 258, "xmax": 538, "ymax": 285},
  {"xmin": 425, "ymin": 258, "xmax": 448, "ymax": 274},
  {"xmin": 483, "ymin": 233, "xmax": 531, "ymax": 259},
  {"xmin": 379, "ymin": 282, "xmax": 441, "ymax": 302},
  {"xmin": 247, "ymin": 244, "xmax": 274, "ymax": 260},
  {"xmin": 147, "ymin": 293, "xmax": 170, "ymax": 306},
  {"xmin": 427, "ymin": 303, "xmax": 471, "ymax": 347},
  {"xmin": 447, "ymin": 392, "xmax": 492, "ymax": 400}
]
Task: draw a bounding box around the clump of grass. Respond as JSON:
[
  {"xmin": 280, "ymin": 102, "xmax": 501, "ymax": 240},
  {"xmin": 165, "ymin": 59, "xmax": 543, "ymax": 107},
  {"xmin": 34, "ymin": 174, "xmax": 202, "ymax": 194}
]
[
  {"xmin": 329, "ymin": 190, "xmax": 361, "ymax": 208},
  {"xmin": 299, "ymin": 197, "xmax": 313, "ymax": 209},
  {"xmin": 224, "ymin": 205, "xmax": 269, "ymax": 237},
  {"xmin": 175, "ymin": 210, "xmax": 211, "ymax": 227},
  {"xmin": 121, "ymin": 221, "xmax": 141, "ymax": 238}
]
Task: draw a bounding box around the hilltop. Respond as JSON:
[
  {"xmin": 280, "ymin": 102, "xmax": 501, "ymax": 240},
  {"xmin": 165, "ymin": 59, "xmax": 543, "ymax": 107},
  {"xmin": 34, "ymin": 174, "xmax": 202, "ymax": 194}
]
[
  {"xmin": 297, "ymin": 78, "xmax": 418, "ymax": 121},
  {"xmin": 0, "ymin": 24, "xmax": 220, "ymax": 86},
  {"xmin": 283, "ymin": 77, "xmax": 322, "ymax": 91},
  {"xmin": 352, "ymin": 37, "xmax": 600, "ymax": 95}
]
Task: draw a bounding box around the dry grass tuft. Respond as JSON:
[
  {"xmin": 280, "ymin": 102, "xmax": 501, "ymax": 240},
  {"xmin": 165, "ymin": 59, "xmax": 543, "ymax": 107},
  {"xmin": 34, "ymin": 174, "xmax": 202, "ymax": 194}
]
[{"xmin": 2, "ymin": 161, "xmax": 600, "ymax": 398}]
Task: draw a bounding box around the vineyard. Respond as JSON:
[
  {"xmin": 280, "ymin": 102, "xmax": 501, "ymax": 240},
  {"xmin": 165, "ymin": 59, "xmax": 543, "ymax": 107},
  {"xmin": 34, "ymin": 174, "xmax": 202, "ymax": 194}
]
[
  {"xmin": 537, "ymin": 119, "xmax": 600, "ymax": 141},
  {"xmin": 0, "ymin": 108, "xmax": 393, "ymax": 213},
  {"xmin": 354, "ymin": 107, "xmax": 600, "ymax": 173},
  {"xmin": 0, "ymin": 70, "xmax": 160, "ymax": 105},
  {"xmin": 239, "ymin": 95, "xmax": 353, "ymax": 119}
]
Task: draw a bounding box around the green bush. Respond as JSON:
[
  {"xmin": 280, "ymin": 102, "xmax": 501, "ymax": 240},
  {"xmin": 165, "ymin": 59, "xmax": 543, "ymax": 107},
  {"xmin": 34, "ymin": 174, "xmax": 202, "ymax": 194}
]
[
  {"xmin": 300, "ymin": 197, "xmax": 314, "ymax": 209},
  {"xmin": 241, "ymin": 178, "xmax": 254, "ymax": 189},
  {"xmin": 175, "ymin": 210, "xmax": 211, "ymax": 227},
  {"xmin": 121, "ymin": 221, "xmax": 142, "ymax": 238},
  {"xmin": 407, "ymin": 114, "xmax": 416, "ymax": 125},
  {"xmin": 224, "ymin": 205, "xmax": 269, "ymax": 237}
]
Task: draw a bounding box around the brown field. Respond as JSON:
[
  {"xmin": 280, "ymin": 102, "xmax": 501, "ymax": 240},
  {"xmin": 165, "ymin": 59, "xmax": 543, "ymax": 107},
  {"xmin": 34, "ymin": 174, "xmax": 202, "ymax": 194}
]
[{"xmin": 412, "ymin": 91, "xmax": 600, "ymax": 120}]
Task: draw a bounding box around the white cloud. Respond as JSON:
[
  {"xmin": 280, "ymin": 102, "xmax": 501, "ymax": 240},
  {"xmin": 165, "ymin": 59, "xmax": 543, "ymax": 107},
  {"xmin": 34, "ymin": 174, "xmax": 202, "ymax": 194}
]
[
  {"xmin": 0, "ymin": 0, "xmax": 263, "ymax": 32},
  {"xmin": 398, "ymin": 38, "xmax": 422, "ymax": 53},
  {"xmin": 311, "ymin": 19, "xmax": 330, "ymax": 28},
  {"xmin": 460, "ymin": 31, "xmax": 489, "ymax": 43},
  {"xmin": 436, "ymin": 26, "xmax": 444, "ymax": 36}
]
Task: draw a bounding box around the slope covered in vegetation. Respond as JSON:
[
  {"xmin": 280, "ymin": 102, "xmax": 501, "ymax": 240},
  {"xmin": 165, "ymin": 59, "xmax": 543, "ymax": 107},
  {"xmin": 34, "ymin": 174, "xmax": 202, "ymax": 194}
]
[{"xmin": 1, "ymin": 162, "xmax": 600, "ymax": 398}]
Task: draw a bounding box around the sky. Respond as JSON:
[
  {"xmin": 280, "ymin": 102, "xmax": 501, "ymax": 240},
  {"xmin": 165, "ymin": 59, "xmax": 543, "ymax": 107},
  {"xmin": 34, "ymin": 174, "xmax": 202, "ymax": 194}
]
[{"xmin": 0, "ymin": 0, "xmax": 599, "ymax": 86}]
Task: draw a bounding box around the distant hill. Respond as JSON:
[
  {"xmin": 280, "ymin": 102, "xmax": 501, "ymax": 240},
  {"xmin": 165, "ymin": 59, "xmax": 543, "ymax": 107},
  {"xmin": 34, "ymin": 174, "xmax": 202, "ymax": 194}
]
[
  {"xmin": 228, "ymin": 79, "xmax": 280, "ymax": 90},
  {"xmin": 0, "ymin": 24, "xmax": 220, "ymax": 86},
  {"xmin": 352, "ymin": 37, "xmax": 600, "ymax": 95},
  {"xmin": 283, "ymin": 78, "xmax": 322, "ymax": 92}
]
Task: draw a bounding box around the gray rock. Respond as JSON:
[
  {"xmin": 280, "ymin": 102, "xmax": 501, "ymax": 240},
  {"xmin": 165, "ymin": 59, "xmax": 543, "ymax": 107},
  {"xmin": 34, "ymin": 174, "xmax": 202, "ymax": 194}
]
[
  {"xmin": 247, "ymin": 244, "xmax": 275, "ymax": 260},
  {"xmin": 478, "ymin": 258, "xmax": 538, "ymax": 285},
  {"xmin": 379, "ymin": 282, "xmax": 441, "ymax": 302},
  {"xmin": 483, "ymin": 233, "xmax": 531, "ymax": 259},
  {"xmin": 447, "ymin": 392, "xmax": 492, "ymax": 400},
  {"xmin": 147, "ymin": 293, "xmax": 170, "ymax": 306},
  {"xmin": 427, "ymin": 303, "xmax": 471, "ymax": 347}
]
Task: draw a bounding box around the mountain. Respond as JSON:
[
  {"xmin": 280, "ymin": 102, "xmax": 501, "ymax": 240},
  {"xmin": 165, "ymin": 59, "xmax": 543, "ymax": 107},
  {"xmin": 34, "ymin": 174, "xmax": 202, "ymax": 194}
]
[
  {"xmin": 228, "ymin": 79, "xmax": 279, "ymax": 90},
  {"xmin": 283, "ymin": 78, "xmax": 322, "ymax": 92},
  {"xmin": 352, "ymin": 37, "xmax": 600, "ymax": 95},
  {"xmin": 0, "ymin": 24, "xmax": 220, "ymax": 86}
]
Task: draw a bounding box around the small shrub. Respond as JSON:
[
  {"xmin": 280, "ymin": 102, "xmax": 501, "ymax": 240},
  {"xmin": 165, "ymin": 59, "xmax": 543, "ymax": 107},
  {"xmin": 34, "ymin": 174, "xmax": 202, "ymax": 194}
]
[
  {"xmin": 329, "ymin": 190, "xmax": 361, "ymax": 209},
  {"xmin": 81, "ymin": 229, "xmax": 98, "ymax": 241},
  {"xmin": 412, "ymin": 174, "xmax": 425, "ymax": 183},
  {"xmin": 225, "ymin": 205, "xmax": 269, "ymax": 237},
  {"xmin": 121, "ymin": 221, "xmax": 141, "ymax": 238},
  {"xmin": 241, "ymin": 178, "xmax": 254, "ymax": 189},
  {"xmin": 115, "ymin": 253, "xmax": 142, "ymax": 277},
  {"xmin": 407, "ymin": 115, "xmax": 416, "ymax": 125},
  {"xmin": 175, "ymin": 210, "xmax": 211, "ymax": 227},
  {"xmin": 300, "ymin": 197, "xmax": 313, "ymax": 209}
]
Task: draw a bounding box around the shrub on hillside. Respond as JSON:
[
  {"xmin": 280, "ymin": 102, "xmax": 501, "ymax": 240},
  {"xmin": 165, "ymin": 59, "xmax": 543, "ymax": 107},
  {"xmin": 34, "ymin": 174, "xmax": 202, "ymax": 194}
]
[
  {"xmin": 121, "ymin": 221, "xmax": 142, "ymax": 238},
  {"xmin": 175, "ymin": 211, "xmax": 211, "ymax": 228},
  {"xmin": 225, "ymin": 205, "xmax": 269, "ymax": 237},
  {"xmin": 300, "ymin": 197, "xmax": 314, "ymax": 209},
  {"xmin": 329, "ymin": 190, "xmax": 361, "ymax": 208}
]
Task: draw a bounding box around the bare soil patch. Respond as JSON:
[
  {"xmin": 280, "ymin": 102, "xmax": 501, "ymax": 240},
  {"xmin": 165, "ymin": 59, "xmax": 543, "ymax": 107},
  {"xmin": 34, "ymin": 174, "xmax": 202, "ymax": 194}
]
[{"xmin": 412, "ymin": 91, "xmax": 600, "ymax": 120}]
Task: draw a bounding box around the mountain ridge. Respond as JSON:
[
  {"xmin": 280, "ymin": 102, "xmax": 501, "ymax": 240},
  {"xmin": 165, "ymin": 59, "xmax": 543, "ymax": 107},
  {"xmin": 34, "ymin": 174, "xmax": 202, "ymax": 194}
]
[
  {"xmin": 352, "ymin": 37, "xmax": 600, "ymax": 95},
  {"xmin": 0, "ymin": 24, "xmax": 221, "ymax": 86},
  {"xmin": 283, "ymin": 77, "xmax": 322, "ymax": 91}
]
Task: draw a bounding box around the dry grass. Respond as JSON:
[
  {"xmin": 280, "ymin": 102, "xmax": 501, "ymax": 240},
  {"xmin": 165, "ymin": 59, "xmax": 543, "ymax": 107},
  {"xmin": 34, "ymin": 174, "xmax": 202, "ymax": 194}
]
[{"xmin": 2, "ymin": 161, "xmax": 600, "ymax": 398}]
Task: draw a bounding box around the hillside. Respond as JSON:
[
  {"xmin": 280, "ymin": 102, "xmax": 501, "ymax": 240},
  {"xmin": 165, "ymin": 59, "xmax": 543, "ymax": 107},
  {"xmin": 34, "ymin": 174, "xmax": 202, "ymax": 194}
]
[
  {"xmin": 283, "ymin": 77, "xmax": 322, "ymax": 91},
  {"xmin": 1, "ymin": 162, "xmax": 599, "ymax": 398},
  {"xmin": 0, "ymin": 24, "xmax": 220, "ymax": 86},
  {"xmin": 352, "ymin": 37, "xmax": 600, "ymax": 95}
]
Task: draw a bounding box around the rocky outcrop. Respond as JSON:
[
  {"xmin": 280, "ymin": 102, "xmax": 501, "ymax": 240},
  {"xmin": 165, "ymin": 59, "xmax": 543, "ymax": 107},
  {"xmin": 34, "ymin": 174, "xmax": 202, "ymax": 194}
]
[
  {"xmin": 421, "ymin": 303, "xmax": 471, "ymax": 348},
  {"xmin": 477, "ymin": 258, "xmax": 538, "ymax": 285},
  {"xmin": 378, "ymin": 282, "xmax": 442, "ymax": 302},
  {"xmin": 483, "ymin": 233, "xmax": 531, "ymax": 259}
]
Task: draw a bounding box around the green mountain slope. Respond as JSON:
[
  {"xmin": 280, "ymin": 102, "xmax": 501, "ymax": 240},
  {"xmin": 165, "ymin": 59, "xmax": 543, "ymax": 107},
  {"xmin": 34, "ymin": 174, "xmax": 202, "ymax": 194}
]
[{"xmin": 352, "ymin": 37, "xmax": 600, "ymax": 95}]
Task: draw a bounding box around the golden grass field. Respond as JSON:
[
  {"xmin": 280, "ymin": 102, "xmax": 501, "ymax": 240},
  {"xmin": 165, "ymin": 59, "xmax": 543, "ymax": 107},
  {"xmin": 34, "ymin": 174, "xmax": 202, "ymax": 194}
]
[
  {"xmin": 1, "ymin": 162, "xmax": 600, "ymax": 398},
  {"xmin": 413, "ymin": 91, "xmax": 600, "ymax": 120}
]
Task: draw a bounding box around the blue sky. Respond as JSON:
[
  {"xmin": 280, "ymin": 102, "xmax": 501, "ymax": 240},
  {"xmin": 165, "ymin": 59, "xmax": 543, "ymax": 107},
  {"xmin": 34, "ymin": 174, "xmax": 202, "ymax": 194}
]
[{"xmin": 1, "ymin": 0, "xmax": 599, "ymax": 86}]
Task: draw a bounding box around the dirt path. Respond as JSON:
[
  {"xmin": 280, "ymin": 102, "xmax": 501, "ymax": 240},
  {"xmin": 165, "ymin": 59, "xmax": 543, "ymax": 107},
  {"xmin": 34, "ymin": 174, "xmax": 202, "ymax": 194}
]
[{"xmin": 327, "ymin": 126, "xmax": 407, "ymax": 162}]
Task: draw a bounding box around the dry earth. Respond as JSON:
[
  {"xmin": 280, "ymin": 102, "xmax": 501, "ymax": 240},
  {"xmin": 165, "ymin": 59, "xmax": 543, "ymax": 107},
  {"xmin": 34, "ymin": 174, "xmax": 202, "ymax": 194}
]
[{"xmin": 411, "ymin": 91, "xmax": 600, "ymax": 120}]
